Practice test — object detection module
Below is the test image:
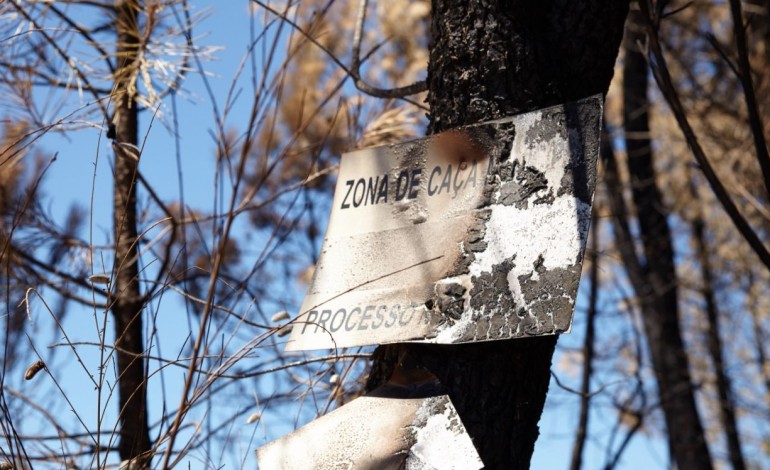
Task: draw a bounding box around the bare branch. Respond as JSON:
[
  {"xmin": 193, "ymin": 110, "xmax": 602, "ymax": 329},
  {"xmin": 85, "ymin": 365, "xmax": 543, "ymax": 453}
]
[
  {"xmin": 350, "ymin": 0, "xmax": 427, "ymax": 98},
  {"xmin": 252, "ymin": 0, "xmax": 427, "ymax": 101},
  {"xmin": 639, "ymin": 0, "xmax": 770, "ymax": 271},
  {"xmin": 728, "ymin": 0, "xmax": 770, "ymax": 197},
  {"xmin": 7, "ymin": 0, "xmax": 109, "ymax": 119}
]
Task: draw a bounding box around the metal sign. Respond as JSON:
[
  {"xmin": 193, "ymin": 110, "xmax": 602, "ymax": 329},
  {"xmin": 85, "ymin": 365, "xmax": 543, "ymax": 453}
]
[
  {"xmin": 286, "ymin": 95, "xmax": 602, "ymax": 351},
  {"xmin": 256, "ymin": 391, "xmax": 482, "ymax": 469}
]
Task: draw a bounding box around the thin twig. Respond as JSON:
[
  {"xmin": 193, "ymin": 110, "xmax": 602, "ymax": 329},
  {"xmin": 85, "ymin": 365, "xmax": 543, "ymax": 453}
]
[
  {"xmin": 7, "ymin": 0, "xmax": 109, "ymax": 119},
  {"xmin": 252, "ymin": 0, "xmax": 428, "ymax": 100},
  {"xmin": 349, "ymin": 0, "xmax": 427, "ymax": 98},
  {"xmin": 46, "ymin": 3, "xmax": 115, "ymax": 74}
]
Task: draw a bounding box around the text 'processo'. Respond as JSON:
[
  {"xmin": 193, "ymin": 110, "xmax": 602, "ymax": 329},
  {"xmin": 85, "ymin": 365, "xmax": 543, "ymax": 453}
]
[
  {"xmin": 300, "ymin": 304, "xmax": 431, "ymax": 335},
  {"xmin": 339, "ymin": 159, "xmax": 487, "ymax": 209}
]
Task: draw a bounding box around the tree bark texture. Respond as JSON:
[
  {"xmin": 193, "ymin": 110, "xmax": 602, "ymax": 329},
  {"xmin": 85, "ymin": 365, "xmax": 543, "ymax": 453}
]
[
  {"xmin": 112, "ymin": 0, "xmax": 152, "ymax": 463},
  {"xmin": 621, "ymin": 10, "xmax": 713, "ymax": 469},
  {"xmin": 369, "ymin": 1, "xmax": 629, "ymax": 468}
]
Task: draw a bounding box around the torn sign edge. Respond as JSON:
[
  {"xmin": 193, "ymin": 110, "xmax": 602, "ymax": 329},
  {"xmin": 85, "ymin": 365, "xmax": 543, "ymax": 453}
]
[
  {"xmin": 256, "ymin": 390, "xmax": 483, "ymax": 470},
  {"xmin": 284, "ymin": 94, "xmax": 603, "ymax": 351}
]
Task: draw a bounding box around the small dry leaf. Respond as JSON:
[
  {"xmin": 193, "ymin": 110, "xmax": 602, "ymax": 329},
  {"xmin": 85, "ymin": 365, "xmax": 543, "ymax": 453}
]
[
  {"xmin": 271, "ymin": 311, "xmax": 290, "ymax": 322},
  {"xmin": 24, "ymin": 360, "xmax": 45, "ymax": 380},
  {"xmin": 88, "ymin": 273, "xmax": 111, "ymax": 285},
  {"xmin": 112, "ymin": 141, "xmax": 141, "ymax": 161},
  {"xmin": 407, "ymin": 1, "xmax": 430, "ymax": 19},
  {"xmin": 0, "ymin": 461, "xmax": 12, "ymax": 470},
  {"xmin": 246, "ymin": 412, "xmax": 261, "ymax": 424},
  {"xmin": 276, "ymin": 326, "xmax": 292, "ymax": 337}
]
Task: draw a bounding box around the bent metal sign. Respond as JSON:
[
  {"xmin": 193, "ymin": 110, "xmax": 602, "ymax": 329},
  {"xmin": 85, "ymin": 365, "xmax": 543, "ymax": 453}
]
[
  {"xmin": 257, "ymin": 391, "xmax": 483, "ymax": 469},
  {"xmin": 286, "ymin": 95, "xmax": 602, "ymax": 351}
]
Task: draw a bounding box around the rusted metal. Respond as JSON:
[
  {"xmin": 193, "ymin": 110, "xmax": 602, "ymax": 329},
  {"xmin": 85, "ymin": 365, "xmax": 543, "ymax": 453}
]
[{"xmin": 286, "ymin": 95, "xmax": 602, "ymax": 351}]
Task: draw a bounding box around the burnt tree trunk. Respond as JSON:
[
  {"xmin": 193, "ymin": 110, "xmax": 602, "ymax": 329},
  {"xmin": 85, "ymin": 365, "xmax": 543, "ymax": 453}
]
[
  {"xmin": 688, "ymin": 176, "xmax": 745, "ymax": 470},
  {"xmin": 369, "ymin": 1, "xmax": 628, "ymax": 467},
  {"xmin": 619, "ymin": 10, "xmax": 713, "ymax": 469},
  {"xmin": 111, "ymin": 0, "xmax": 152, "ymax": 463}
]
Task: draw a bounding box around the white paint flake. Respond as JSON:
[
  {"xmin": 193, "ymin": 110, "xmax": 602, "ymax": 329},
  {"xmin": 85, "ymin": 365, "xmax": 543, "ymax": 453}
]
[
  {"xmin": 405, "ymin": 398, "xmax": 484, "ymax": 470},
  {"xmin": 472, "ymin": 197, "xmax": 591, "ymax": 301},
  {"xmin": 431, "ymin": 102, "xmax": 595, "ymax": 343},
  {"xmin": 432, "ymin": 196, "xmax": 590, "ymax": 343}
]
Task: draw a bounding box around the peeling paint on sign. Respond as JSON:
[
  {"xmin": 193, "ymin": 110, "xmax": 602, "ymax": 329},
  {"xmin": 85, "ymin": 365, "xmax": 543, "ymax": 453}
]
[
  {"xmin": 404, "ymin": 396, "xmax": 482, "ymax": 469},
  {"xmin": 256, "ymin": 389, "xmax": 482, "ymax": 470},
  {"xmin": 286, "ymin": 95, "xmax": 602, "ymax": 351}
]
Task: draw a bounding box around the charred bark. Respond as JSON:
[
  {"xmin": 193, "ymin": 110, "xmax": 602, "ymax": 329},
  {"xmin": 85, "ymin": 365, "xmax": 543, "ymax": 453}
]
[
  {"xmin": 619, "ymin": 10, "xmax": 713, "ymax": 469},
  {"xmin": 369, "ymin": 1, "xmax": 628, "ymax": 467},
  {"xmin": 111, "ymin": 0, "xmax": 152, "ymax": 464}
]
